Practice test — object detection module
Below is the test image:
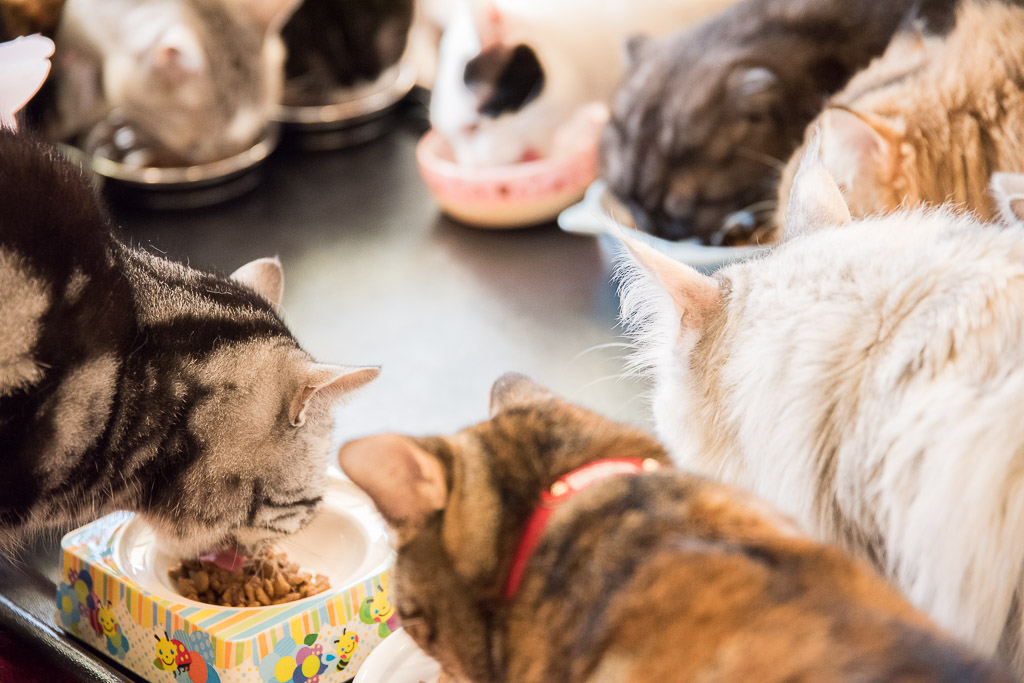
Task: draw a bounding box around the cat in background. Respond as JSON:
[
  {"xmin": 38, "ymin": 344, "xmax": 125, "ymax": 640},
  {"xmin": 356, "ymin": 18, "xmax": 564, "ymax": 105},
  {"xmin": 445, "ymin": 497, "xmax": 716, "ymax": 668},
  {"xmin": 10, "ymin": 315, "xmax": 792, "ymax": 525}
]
[
  {"xmin": 280, "ymin": 0, "xmax": 414, "ymax": 107},
  {"xmin": 600, "ymin": 0, "xmax": 959, "ymax": 246},
  {"xmin": 618, "ymin": 134, "xmax": 1024, "ymax": 674},
  {"xmin": 49, "ymin": 0, "xmax": 300, "ymax": 166},
  {"xmin": 338, "ymin": 374, "xmax": 1009, "ymax": 682},
  {"xmin": 0, "ymin": 129, "xmax": 380, "ymax": 556},
  {"xmin": 775, "ymin": 1, "xmax": 1024, "ymax": 231},
  {"xmin": 430, "ymin": 0, "xmax": 743, "ymax": 167}
]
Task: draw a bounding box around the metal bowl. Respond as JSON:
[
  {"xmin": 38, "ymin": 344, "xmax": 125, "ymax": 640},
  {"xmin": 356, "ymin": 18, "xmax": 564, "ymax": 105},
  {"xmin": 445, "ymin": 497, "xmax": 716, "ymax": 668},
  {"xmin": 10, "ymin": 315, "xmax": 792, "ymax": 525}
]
[
  {"xmin": 58, "ymin": 125, "xmax": 280, "ymax": 210},
  {"xmin": 273, "ymin": 61, "xmax": 417, "ymax": 150}
]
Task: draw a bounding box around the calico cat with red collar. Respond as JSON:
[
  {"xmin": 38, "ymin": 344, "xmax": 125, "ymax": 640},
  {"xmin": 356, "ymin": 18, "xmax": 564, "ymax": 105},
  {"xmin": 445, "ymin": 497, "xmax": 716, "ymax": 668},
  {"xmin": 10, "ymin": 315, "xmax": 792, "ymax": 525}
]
[{"xmin": 339, "ymin": 374, "xmax": 1008, "ymax": 682}]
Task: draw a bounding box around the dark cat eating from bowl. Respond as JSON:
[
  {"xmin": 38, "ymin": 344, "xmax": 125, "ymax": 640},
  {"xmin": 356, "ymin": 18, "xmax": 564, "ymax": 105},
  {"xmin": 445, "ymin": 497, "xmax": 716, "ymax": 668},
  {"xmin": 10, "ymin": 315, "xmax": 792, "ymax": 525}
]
[
  {"xmin": 600, "ymin": 0, "xmax": 959, "ymax": 245},
  {"xmin": 0, "ymin": 130, "xmax": 379, "ymax": 555}
]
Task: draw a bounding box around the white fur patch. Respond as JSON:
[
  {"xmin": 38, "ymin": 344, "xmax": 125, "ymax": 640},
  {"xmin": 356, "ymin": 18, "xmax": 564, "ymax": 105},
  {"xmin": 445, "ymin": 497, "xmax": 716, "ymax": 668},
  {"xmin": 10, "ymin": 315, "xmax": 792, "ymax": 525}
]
[{"xmin": 0, "ymin": 248, "xmax": 49, "ymax": 395}]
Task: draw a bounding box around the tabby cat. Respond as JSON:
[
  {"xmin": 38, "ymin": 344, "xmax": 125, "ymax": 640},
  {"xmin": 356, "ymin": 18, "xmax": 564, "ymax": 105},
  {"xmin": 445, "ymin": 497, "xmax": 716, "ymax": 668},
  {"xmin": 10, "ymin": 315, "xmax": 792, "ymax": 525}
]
[
  {"xmin": 775, "ymin": 1, "xmax": 1024, "ymax": 230},
  {"xmin": 338, "ymin": 374, "xmax": 1009, "ymax": 682},
  {"xmin": 600, "ymin": 0, "xmax": 959, "ymax": 245},
  {"xmin": 618, "ymin": 145, "xmax": 1024, "ymax": 674},
  {"xmin": 0, "ymin": 129, "xmax": 379, "ymax": 556},
  {"xmin": 49, "ymin": 0, "xmax": 300, "ymax": 166}
]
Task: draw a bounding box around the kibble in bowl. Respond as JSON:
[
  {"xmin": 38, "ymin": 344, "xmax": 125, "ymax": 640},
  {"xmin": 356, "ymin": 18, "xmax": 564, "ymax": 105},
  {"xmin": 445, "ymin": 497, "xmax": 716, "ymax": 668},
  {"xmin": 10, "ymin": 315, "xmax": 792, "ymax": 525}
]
[{"xmin": 169, "ymin": 550, "xmax": 330, "ymax": 607}]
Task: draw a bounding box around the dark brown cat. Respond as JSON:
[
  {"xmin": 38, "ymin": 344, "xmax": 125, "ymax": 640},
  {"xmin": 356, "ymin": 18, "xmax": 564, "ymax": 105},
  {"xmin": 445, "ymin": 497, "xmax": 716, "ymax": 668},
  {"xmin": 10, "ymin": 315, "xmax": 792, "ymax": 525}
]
[
  {"xmin": 600, "ymin": 0, "xmax": 959, "ymax": 245},
  {"xmin": 338, "ymin": 374, "xmax": 1009, "ymax": 682}
]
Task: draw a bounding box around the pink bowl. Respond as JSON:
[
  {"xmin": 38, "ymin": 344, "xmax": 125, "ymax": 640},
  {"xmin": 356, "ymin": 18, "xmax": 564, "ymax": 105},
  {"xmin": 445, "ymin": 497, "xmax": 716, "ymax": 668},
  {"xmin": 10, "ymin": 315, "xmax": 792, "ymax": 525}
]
[{"xmin": 416, "ymin": 106, "xmax": 605, "ymax": 229}]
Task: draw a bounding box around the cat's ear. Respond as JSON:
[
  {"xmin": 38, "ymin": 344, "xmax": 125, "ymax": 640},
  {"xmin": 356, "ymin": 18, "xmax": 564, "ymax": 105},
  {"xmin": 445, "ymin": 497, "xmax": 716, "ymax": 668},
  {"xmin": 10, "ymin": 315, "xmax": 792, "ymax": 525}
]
[
  {"xmin": 468, "ymin": 0, "xmax": 504, "ymax": 48},
  {"xmin": 232, "ymin": 0, "xmax": 303, "ymax": 35},
  {"xmin": 623, "ymin": 35, "xmax": 652, "ymax": 70},
  {"xmin": 489, "ymin": 373, "xmax": 556, "ymax": 417},
  {"xmin": 990, "ymin": 172, "xmax": 1024, "ymax": 224},
  {"xmin": 727, "ymin": 66, "xmax": 779, "ymax": 116},
  {"xmin": 230, "ymin": 257, "xmax": 284, "ymax": 309},
  {"xmin": 785, "ymin": 127, "xmax": 852, "ymax": 237},
  {"xmin": 618, "ymin": 234, "xmax": 719, "ymax": 330},
  {"xmin": 337, "ymin": 434, "xmax": 447, "ymax": 528},
  {"xmin": 290, "ymin": 364, "xmax": 381, "ymax": 427},
  {"xmin": 0, "ymin": 35, "xmax": 55, "ymax": 130},
  {"xmin": 819, "ymin": 107, "xmax": 901, "ymax": 188}
]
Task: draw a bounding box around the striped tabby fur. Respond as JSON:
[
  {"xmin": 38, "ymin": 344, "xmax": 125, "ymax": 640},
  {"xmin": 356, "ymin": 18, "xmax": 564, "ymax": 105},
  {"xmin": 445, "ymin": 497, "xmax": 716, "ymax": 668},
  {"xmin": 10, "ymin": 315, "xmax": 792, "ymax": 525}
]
[
  {"xmin": 338, "ymin": 374, "xmax": 1008, "ymax": 682},
  {"xmin": 618, "ymin": 149, "xmax": 1024, "ymax": 675},
  {"xmin": 0, "ymin": 130, "xmax": 379, "ymax": 556}
]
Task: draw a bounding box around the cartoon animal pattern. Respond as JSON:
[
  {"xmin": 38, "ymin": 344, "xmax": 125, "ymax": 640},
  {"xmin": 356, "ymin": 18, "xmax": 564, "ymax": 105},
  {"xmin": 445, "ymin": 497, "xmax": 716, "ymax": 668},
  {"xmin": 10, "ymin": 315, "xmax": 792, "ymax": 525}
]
[
  {"xmin": 333, "ymin": 629, "xmax": 358, "ymax": 673},
  {"xmin": 358, "ymin": 575, "xmax": 399, "ymax": 639},
  {"xmin": 98, "ymin": 600, "xmax": 130, "ymax": 658},
  {"xmin": 258, "ymin": 633, "xmax": 337, "ymax": 683},
  {"xmin": 57, "ymin": 549, "xmax": 390, "ymax": 681},
  {"xmin": 154, "ymin": 630, "xmax": 221, "ymax": 683}
]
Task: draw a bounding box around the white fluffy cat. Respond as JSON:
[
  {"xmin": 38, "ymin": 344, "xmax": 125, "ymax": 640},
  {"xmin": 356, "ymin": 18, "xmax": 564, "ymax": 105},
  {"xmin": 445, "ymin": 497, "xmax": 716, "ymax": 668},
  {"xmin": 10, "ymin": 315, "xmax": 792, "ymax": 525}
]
[
  {"xmin": 618, "ymin": 138, "xmax": 1024, "ymax": 675},
  {"xmin": 430, "ymin": 0, "xmax": 742, "ymax": 166}
]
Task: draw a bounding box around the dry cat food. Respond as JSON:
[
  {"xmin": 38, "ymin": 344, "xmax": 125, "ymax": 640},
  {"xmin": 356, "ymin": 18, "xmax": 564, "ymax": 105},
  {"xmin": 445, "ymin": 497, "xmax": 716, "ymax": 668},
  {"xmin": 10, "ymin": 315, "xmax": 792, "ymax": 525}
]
[{"xmin": 169, "ymin": 551, "xmax": 330, "ymax": 607}]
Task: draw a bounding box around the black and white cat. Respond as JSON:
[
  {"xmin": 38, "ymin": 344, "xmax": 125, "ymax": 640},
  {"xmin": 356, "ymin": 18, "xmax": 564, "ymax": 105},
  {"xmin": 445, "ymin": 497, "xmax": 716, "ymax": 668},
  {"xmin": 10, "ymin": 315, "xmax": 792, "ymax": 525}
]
[{"xmin": 0, "ymin": 129, "xmax": 379, "ymax": 555}]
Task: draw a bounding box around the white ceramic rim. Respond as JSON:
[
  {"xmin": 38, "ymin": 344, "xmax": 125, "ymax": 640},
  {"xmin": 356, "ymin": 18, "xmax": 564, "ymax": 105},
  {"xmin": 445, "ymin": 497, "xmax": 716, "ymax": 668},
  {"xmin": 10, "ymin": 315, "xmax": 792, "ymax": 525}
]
[
  {"xmin": 352, "ymin": 628, "xmax": 441, "ymax": 683},
  {"xmin": 109, "ymin": 471, "xmax": 394, "ymax": 612}
]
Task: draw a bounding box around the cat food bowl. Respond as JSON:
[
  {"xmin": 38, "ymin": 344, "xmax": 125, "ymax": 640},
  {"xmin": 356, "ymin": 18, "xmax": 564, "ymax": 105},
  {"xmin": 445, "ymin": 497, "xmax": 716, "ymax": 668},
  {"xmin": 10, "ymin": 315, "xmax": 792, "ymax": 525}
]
[
  {"xmin": 58, "ymin": 125, "xmax": 280, "ymax": 210},
  {"xmin": 56, "ymin": 472, "xmax": 395, "ymax": 682},
  {"xmin": 274, "ymin": 62, "xmax": 417, "ymax": 151},
  {"xmin": 352, "ymin": 628, "xmax": 441, "ymax": 683},
  {"xmin": 558, "ymin": 180, "xmax": 772, "ymax": 272},
  {"xmin": 416, "ymin": 104, "xmax": 607, "ymax": 229}
]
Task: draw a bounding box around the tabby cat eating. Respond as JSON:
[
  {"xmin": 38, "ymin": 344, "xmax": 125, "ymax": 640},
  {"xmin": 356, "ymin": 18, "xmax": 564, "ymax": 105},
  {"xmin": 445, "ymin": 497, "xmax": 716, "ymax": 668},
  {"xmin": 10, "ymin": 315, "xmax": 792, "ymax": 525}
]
[
  {"xmin": 0, "ymin": 130, "xmax": 379, "ymax": 556},
  {"xmin": 338, "ymin": 374, "xmax": 1008, "ymax": 682},
  {"xmin": 619, "ymin": 141, "xmax": 1024, "ymax": 675},
  {"xmin": 601, "ymin": 0, "xmax": 958, "ymax": 245},
  {"xmin": 775, "ymin": 1, "xmax": 1024, "ymax": 230}
]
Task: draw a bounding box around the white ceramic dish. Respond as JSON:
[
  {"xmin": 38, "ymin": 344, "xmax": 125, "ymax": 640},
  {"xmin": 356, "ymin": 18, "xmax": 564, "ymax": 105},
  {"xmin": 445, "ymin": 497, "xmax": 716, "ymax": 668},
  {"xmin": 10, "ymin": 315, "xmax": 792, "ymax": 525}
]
[
  {"xmin": 558, "ymin": 180, "xmax": 770, "ymax": 272},
  {"xmin": 353, "ymin": 628, "xmax": 441, "ymax": 683},
  {"xmin": 57, "ymin": 473, "xmax": 396, "ymax": 683}
]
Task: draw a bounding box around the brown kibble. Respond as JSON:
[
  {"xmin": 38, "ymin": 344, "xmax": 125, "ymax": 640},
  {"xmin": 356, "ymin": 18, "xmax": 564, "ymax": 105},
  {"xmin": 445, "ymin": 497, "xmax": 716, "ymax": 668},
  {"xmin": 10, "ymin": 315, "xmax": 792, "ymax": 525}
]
[{"xmin": 170, "ymin": 550, "xmax": 329, "ymax": 607}]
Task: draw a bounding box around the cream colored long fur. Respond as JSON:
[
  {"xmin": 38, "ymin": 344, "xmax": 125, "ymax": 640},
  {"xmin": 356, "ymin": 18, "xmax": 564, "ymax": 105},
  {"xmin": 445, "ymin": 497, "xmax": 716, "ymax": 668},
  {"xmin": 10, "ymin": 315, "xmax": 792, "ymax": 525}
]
[{"xmin": 619, "ymin": 149, "xmax": 1024, "ymax": 674}]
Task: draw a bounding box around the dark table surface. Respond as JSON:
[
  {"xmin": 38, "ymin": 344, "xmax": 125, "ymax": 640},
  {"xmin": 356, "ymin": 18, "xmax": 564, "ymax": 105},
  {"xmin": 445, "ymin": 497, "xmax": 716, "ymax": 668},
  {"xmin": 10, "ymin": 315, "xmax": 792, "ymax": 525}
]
[{"xmin": 0, "ymin": 104, "xmax": 648, "ymax": 682}]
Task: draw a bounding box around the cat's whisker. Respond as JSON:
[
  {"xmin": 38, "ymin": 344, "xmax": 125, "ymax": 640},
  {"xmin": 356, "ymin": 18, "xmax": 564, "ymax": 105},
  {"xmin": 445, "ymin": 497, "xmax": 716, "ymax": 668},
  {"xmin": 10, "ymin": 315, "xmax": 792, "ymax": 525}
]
[
  {"xmin": 736, "ymin": 147, "xmax": 787, "ymax": 172},
  {"xmin": 568, "ymin": 342, "xmax": 635, "ymax": 364}
]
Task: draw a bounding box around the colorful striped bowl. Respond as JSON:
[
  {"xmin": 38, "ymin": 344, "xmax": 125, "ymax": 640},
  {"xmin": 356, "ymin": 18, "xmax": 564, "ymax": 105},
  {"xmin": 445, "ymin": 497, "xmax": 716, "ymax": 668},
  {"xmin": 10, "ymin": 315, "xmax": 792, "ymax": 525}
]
[{"xmin": 56, "ymin": 473, "xmax": 394, "ymax": 682}]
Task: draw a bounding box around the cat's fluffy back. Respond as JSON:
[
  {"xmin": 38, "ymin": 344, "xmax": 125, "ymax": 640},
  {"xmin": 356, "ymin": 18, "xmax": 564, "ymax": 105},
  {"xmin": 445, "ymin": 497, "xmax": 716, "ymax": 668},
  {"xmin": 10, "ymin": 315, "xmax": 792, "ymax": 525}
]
[{"xmin": 621, "ymin": 211, "xmax": 1024, "ymax": 657}]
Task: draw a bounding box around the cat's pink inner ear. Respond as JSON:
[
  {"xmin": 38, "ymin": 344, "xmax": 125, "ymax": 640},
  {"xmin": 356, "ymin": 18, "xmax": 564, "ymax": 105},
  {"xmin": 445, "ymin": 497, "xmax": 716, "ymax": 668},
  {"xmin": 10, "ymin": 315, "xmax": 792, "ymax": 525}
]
[
  {"xmin": 990, "ymin": 172, "xmax": 1024, "ymax": 224},
  {"xmin": 289, "ymin": 364, "xmax": 381, "ymax": 427},
  {"xmin": 230, "ymin": 257, "xmax": 284, "ymax": 309},
  {"xmin": 470, "ymin": 0, "xmax": 504, "ymax": 48},
  {"xmin": 621, "ymin": 234, "xmax": 719, "ymax": 329},
  {"xmin": 786, "ymin": 127, "xmax": 852, "ymax": 236},
  {"xmin": 820, "ymin": 108, "xmax": 898, "ymax": 181},
  {"xmin": 337, "ymin": 434, "xmax": 447, "ymax": 527},
  {"xmin": 0, "ymin": 35, "xmax": 55, "ymax": 130}
]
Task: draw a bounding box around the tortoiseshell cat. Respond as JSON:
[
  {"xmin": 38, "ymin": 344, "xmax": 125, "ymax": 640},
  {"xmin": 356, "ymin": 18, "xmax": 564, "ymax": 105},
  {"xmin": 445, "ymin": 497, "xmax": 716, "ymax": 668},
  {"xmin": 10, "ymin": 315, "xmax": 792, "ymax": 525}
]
[
  {"xmin": 775, "ymin": 1, "xmax": 1024, "ymax": 230},
  {"xmin": 338, "ymin": 374, "xmax": 1008, "ymax": 682},
  {"xmin": 0, "ymin": 129, "xmax": 379, "ymax": 555},
  {"xmin": 600, "ymin": 0, "xmax": 959, "ymax": 245}
]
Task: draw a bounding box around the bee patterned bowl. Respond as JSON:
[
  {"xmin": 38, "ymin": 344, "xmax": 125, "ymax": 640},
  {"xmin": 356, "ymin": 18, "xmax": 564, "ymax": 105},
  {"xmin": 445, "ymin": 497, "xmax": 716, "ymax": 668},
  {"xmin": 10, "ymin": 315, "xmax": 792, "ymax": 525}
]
[{"xmin": 56, "ymin": 472, "xmax": 395, "ymax": 683}]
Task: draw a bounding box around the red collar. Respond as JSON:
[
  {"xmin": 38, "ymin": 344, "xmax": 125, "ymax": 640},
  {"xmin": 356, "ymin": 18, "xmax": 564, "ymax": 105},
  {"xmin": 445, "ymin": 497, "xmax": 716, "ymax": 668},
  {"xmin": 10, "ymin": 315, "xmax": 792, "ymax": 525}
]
[{"xmin": 503, "ymin": 457, "xmax": 661, "ymax": 599}]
